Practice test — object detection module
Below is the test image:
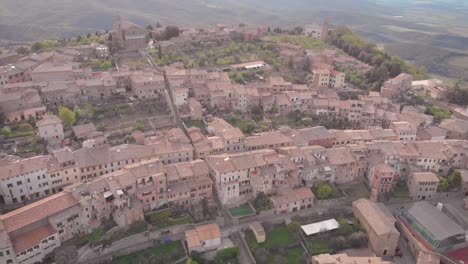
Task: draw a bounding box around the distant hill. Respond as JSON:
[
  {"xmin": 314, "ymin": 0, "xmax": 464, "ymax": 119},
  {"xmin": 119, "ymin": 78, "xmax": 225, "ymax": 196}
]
[
  {"xmin": 0, "ymin": 0, "xmax": 390, "ymax": 41},
  {"xmin": 0, "ymin": 0, "xmax": 467, "ymax": 85}
]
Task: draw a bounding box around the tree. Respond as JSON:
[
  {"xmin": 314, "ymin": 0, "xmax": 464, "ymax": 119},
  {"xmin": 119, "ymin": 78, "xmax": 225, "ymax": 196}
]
[
  {"xmin": 338, "ymin": 219, "xmax": 354, "ymax": 236},
  {"xmin": 448, "ymin": 171, "xmax": 462, "ymax": 189},
  {"xmin": 146, "ymin": 25, "xmax": 154, "ymax": 31},
  {"xmin": 18, "ymin": 123, "xmax": 33, "ymax": 132},
  {"xmin": 156, "ymin": 22, "xmax": 162, "ymax": 28},
  {"xmin": 293, "ymin": 26, "xmax": 304, "ymax": 35},
  {"xmin": 316, "ymin": 183, "xmax": 333, "ymax": 199},
  {"xmin": 287, "ymin": 220, "xmax": 301, "ymax": 232},
  {"xmin": 16, "ymin": 47, "xmax": 29, "ymax": 55},
  {"xmin": 189, "ymin": 251, "xmax": 204, "ymax": 264},
  {"xmin": 438, "ymin": 177, "xmax": 449, "ymax": 192},
  {"xmin": 187, "ymin": 258, "xmax": 199, "ymax": 264},
  {"xmin": 1, "ymin": 126, "xmax": 12, "ymax": 136},
  {"xmin": 31, "ymin": 42, "xmax": 44, "ymax": 52},
  {"xmin": 0, "ymin": 108, "xmax": 5, "ymax": 126},
  {"xmin": 158, "ymin": 44, "xmax": 162, "ymax": 60},
  {"xmin": 348, "ymin": 232, "xmax": 368, "ymax": 248},
  {"xmin": 59, "ymin": 106, "xmax": 76, "ymax": 126},
  {"xmin": 163, "ymin": 26, "xmax": 180, "ymax": 40},
  {"xmin": 329, "ymin": 236, "xmax": 347, "ymax": 252}
]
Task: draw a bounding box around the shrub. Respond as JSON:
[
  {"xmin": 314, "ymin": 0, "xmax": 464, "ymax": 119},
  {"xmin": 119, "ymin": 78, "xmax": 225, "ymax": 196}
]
[{"xmin": 18, "ymin": 123, "xmax": 33, "ymax": 132}]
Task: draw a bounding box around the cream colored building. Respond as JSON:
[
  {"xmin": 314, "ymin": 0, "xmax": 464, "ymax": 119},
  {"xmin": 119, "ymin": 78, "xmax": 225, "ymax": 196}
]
[
  {"xmin": 352, "ymin": 198, "xmax": 400, "ymax": 257},
  {"xmin": 406, "ymin": 172, "xmax": 439, "ymax": 200},
  {"xmin": 390, "ymin": 121, "xmax": 416, "ymax": 141},
  {"xmin": 36, "ymin": 114, "xmax": 64, "ymax": 142}
]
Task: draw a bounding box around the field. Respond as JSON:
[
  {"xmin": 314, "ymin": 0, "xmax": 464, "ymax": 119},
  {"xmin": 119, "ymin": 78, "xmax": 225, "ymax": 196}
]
[
  {"xmin": 245, "ymin": 225, "xmax": 307, "ymax": 264},
  {"xmin": 447, "ymin": 56, "xmax": 468, "ymax": 69},
  {"xmin": 112, "ymin": 240, "xmax": 186, "ymax": 264},
  {"xmin": 265, "ymin": 34, "xmax": 328, "ymax": 52},
  {"xmin": 229, "ymin": 203, "xmax": 255, "ymax": 218}
]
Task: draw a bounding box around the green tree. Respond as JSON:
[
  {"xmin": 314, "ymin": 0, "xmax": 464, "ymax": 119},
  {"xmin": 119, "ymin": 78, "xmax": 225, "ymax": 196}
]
[
  {"xmin": 186, "ymin": 258, "xmax": 199, "ymax": 264},
  {"xmin": 59, "ymin": 106, "xmax": 76, "ymax": 126},
  {"xmin": 438, "ymin": 177, "xmax": 449, "ymax": 192},
  {"xmin": 287, "ymin": 220, "xmax": 301, "ymax": 232},
  {"xmin": 1, "ymin": 126, "xmax": 12, "ymax": 136},
  {"xmin": 18, "ymin": 123, "xmax": 33, "ymax": 132},
  {"xmin": 16, "ymin": 47, "xmax": 29, "ymax": 55},
  {"xmin": 338, "ymin": 219, "xmax": 354, "ymax": 236},
  {"xmin": 158, "ymin": 44, "xmax": 162, "ymax": 59},
  {"xmin": 31, "ymin": 42, "xmax": 44, "ymax": 52},
  {"xmin": 316, "ymin": 183, "xmax": 333, "ymax": 199},
  {"xmin": 448, "ymin": 171, "xmax": 462, "ymax": 189}
]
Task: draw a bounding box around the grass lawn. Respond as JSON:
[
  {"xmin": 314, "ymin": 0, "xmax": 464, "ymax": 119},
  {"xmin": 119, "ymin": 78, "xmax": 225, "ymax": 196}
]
[
  {"xmin": 246, "ymin": 225, "xmax": 295, "ymax": 251},
  {"xmin": 112, "ymin": 240, "xmax": 186, "ymax": 264},
  {"xmin": 392, "ymin": 182, "xmax": 410, "ymax": 198},
  {"xmin": 145, "ymin": 208, "xmax": 172, "ymax": 223},
  {"xmin": 229, "ymin": 203, "xmax": 254, "ymax": 218},
  {"xmin": 78, "ymin": 228, "xmax": 104, "ymax": 245},
  {"xmin": 264, "ymin": 245, "xmax": 305, "ymax": 264},
  {"xmin": 154, "ymin": 214, "xmax": 192, "ymax": 229},
  {"xmin": 265, "ymin": 34, "xmax": 327, "ymax": 52},
  {"xmin": 312, "ymin": 183, "xmax": 345, "ymax": 200},
  {"xmin": 308, "ymin": 240, "xmax": 330, "ymax": 255},
  {"xmin": 339, "ymin": 183, "xmax": 370, "ymax": 200},
  {"xmin": 246, "ymin": 225, "xmax": 305, "ymax": 264},
  {"xmin": 184, "ymin": 120, "xmax": 206, "ymax": 129},
  {"xmin": 102, "ymin": 221, "xmax": 148, "ymax": 246}
]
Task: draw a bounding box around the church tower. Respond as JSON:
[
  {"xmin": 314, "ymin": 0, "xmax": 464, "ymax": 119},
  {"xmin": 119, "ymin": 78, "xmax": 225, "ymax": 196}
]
[{"xmin": 321, "ymin": 17, "xmax": 329, "ymax": 41}]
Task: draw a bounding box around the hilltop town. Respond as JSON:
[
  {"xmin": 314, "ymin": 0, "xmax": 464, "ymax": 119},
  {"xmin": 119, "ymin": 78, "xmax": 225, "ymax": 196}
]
[{"xmin": 1, "ymin": 17, "xmax": 468, "ymax": 264}]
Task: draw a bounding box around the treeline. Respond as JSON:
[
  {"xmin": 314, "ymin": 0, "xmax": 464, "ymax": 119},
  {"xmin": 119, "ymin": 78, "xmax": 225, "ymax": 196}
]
[
  {"xmin": 447, "ymin": 81, "xmax": 468, "ymax": 106},
  {"xmin": 329, "ymin": 26, "xmax": 428, "ymax": 91}
]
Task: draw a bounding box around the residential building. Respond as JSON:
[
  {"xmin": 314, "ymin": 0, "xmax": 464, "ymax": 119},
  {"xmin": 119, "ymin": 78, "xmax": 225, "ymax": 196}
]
[
  {"xmin": 0, "ymin": 65, "xmax": 27, "ymax": 87},
  {"xmin": 314, "ymin": 148, "xmax": 358, "ymax": 184},
  {"xmin": 185, "ymin": 223, "xmax": 221, "ymax": 252},
  {"xmin": 440, "ymin": 118, "xmax": 468, "ymax": 140},
  {"xmin": 352, "ymin": 198, "xmax": 400, "ymax": 257},
  {"xmin": 72, "ymin": 123, "xmax": 97, "ymax": 140},
  {"xmin": 205, "ymin": 149, "xmax": 298, "ymax": 205},
  {"xmin": 270, "ymin": 187, "xmax": 315, "ymax": 214},
  {"xmin": 381, "ymin": 73, "xmax": 413, "ymax": 98},
  {"xmin": 461, "ymin": 170, "xmax": 468, "ymax": 196},
  {"xmin": 406, "ymin": 172, "xmax": 439, "ymax": 200},
  {"xmin": 417, "ymin": 126, "xmax": 447, "ymax": 141},
  {"xmin": 206, "ymin": 118, "xmax": 245, "ymax": 152},
  {"xmin": 368, "ymin": 163, "xmax": 395, "ymax": 194},
  {"xmin": 280, "ymin": 126, "xmax": 335, "ymax": 148},
  {"xmin": 390, "ymin": 121, "xmax": 416, "ymax": 141},
  {"xmin": 130, "ymin": 73, "xmax": 165, "ymax": 100},
  {"xmin": 36, "ymin": 114, "xmax": 64, "ymax": 142}
]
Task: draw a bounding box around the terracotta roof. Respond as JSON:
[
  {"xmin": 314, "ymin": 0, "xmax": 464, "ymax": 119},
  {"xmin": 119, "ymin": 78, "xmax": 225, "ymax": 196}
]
[
  {"xmin": 0, "ymin": 192, "xmax": 79, "ymax": 232},
  {"xmin": 352, "ymin": 198, "xmax": 399, "ymax": 236},
  {"xmin": 185, "ymin": 223, "xmax": 221, "ymax": 249},
  {"xmin": 440, "ymin": 119, "xmax": 468, "ymax": 134},
  {"xmin": 36, "ymin": 114, "xmax": 62, "ymax": 127},
  {"xmin": 0, "ymin": 155, "xmax": 49, "ymax": 180},
  {"xmin": 11, "ymin": 224, "xmax": 56, "ymax": 252},
  {"xmin": 72, "ymin": 123, "xmax": 96, "ymax": 137},
  {"xmin": 410, "ymin": 172, "xmax": 439, "ymax": 183}
]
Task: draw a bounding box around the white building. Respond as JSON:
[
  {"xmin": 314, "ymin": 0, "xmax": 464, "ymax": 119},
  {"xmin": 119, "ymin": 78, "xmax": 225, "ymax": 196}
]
[{"xmin": 36, "ymin": 115, "xmax": 64, "ymax": 142}]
